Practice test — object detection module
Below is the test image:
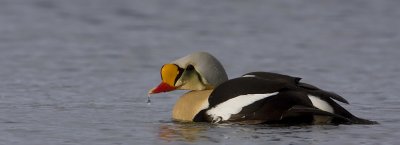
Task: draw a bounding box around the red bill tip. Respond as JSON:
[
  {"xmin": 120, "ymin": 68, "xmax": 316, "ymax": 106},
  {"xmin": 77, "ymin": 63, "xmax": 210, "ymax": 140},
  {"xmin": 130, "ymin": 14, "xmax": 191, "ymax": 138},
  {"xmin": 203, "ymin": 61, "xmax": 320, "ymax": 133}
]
[{"xmin": 149, "ymin": 82, "xmax": 177, "ymax": 94}]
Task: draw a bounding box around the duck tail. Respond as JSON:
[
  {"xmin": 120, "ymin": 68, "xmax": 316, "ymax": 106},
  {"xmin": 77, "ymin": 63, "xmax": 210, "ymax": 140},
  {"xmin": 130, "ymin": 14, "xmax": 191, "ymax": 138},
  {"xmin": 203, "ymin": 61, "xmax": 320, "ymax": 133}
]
[
  {"xmin": 326, "ymin": 98, "xmax": 378, "ymax": 125},
  {"xmin": 348, "ymin": 116, "xmax": 378, "ymax": 125}
]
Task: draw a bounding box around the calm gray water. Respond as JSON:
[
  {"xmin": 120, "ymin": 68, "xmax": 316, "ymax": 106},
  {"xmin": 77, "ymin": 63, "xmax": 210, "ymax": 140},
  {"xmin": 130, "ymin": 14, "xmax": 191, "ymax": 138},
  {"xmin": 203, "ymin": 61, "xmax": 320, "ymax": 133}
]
[{"xmin": 1, "ymin": 0, "xmax": 400, "ymax": 144}]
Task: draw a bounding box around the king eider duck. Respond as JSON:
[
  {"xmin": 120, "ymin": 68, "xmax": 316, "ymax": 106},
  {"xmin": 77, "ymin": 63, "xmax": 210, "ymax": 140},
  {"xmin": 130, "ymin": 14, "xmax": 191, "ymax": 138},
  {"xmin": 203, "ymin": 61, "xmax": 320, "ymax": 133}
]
[{"xmin": 149, "ymin": 52, "xmax": 377, "ymax": 125}]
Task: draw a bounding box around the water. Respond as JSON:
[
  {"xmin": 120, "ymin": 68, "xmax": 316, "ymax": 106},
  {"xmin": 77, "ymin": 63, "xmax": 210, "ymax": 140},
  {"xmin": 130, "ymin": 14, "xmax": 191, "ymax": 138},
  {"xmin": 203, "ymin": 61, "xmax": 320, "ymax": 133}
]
[{"xmin": 0, "ymin": 0, "xmax": 399, "ymax": 144}]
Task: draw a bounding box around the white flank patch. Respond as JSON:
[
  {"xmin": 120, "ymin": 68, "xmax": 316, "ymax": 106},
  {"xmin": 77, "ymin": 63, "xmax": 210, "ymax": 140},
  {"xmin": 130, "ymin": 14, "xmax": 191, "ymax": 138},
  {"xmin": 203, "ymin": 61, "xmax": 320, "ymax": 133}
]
[
  {"xmin": 242, "ymin": 74, "xmax": 255, "ymax": 78},
  {"xmin": 308, "ymin": 95, "xmax": 334, "ymax": 113},
  {"xmin": 206, "ymin": 92, "xmax": 278, "ymax": 122}
]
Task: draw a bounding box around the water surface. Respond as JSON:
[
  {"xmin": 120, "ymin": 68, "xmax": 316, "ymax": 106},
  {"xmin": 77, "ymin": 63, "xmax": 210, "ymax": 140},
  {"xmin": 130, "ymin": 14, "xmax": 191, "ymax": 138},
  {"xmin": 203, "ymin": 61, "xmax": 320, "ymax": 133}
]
[{"xmin": 0, "ymin": 0, "xmax": 399, "ymax": 144}]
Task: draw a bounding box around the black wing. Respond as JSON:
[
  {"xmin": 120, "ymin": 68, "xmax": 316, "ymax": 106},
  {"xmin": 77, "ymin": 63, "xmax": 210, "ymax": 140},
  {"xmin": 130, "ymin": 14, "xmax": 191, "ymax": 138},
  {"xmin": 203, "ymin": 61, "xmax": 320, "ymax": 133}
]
[
  {"xmin": 243, "ymin": 72, "xmax": 349, "ymax": 104},
  {"xmin": 207, "ymin": 77, "xmax": 291, "ymax": 108},
  {"xmin": 203, "ymin": 77, "xmax": 347, "ymax": 124},
  {"xmin": 199, "ymin": 76, "xmax": 376, "ymax": 124}
]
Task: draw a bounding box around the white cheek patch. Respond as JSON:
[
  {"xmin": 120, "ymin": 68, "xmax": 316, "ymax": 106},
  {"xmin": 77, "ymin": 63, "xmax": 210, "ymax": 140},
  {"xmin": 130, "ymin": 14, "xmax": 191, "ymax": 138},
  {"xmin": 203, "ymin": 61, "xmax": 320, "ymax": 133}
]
[
  {"xmin": 308, "ymin": 95, "xmax": 334, "ymax": 113},
  {"xmin": 206, "ymin": 92, "xmax": 279, "ymax": 122}
]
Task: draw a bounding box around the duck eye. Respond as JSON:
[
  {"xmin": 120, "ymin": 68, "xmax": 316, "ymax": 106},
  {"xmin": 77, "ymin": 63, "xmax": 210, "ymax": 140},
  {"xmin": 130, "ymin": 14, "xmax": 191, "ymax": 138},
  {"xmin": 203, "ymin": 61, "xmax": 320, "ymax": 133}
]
[{"xmin": 186, "ymin": 64, "xmax": 195, "ymax": 70}]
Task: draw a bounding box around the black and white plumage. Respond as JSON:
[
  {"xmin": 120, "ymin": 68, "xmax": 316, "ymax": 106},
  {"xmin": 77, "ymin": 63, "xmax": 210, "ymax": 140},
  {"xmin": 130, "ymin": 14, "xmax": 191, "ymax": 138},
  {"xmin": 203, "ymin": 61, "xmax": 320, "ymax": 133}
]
[
  {"xmin": 149, "ymin": 52, "xmax": 377, "ymax": 125},
  {"xmin": 195, "ymin": 72, "xmax": 376, "ymax": 124}
]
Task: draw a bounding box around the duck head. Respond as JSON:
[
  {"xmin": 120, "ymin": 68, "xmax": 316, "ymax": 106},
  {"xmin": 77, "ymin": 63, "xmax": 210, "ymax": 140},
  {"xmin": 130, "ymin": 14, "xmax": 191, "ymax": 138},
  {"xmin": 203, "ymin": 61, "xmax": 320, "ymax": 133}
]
[{"xmin": 149, "ymin": 52, "xmax": 228, "ymax": 94}]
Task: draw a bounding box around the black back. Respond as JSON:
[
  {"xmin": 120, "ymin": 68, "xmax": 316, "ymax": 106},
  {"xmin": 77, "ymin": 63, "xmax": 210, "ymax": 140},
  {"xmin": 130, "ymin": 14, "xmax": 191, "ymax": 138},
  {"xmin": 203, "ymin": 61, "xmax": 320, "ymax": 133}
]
[
  {"xmin": 244, "ymin": 72, "xmax": 349, "ymax": 104},
  {"xmin": 195, "ymin": 72, "xmax": 376, "ymax": 124}
]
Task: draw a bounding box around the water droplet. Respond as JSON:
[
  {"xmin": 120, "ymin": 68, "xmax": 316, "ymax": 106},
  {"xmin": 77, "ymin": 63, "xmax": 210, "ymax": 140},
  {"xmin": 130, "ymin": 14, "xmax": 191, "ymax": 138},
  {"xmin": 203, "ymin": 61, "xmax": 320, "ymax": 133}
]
[{"xmin": 147, "ymin": 94, "xmax": 152, "ymax": 105}]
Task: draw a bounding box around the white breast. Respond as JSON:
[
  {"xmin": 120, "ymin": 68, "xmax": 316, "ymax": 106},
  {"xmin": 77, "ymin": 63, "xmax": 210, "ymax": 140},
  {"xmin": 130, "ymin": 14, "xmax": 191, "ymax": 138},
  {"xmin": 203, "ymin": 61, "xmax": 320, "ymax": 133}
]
[
  {"xmin": 308, "ymin": 95, "xmax": 334, "ymax": 113},
  {"xmin": 206, "ymin": 92, "xmax": 279, "ymax": 122}
]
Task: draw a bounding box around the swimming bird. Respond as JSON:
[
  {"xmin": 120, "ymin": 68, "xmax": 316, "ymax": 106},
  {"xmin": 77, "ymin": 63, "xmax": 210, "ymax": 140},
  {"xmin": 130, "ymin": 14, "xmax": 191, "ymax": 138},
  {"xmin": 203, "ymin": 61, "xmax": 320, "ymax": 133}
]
[{"xmin": 149, "ymin": 52, "xmax": 376, "ymax": 125}]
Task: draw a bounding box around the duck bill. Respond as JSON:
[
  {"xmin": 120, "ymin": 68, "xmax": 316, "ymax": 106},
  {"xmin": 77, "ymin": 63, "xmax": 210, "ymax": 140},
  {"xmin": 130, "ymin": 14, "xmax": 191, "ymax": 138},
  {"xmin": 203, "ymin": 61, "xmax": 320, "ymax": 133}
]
[{"xmin": 149, "ymin": 82, "xmax": 177, "ymax": 94}]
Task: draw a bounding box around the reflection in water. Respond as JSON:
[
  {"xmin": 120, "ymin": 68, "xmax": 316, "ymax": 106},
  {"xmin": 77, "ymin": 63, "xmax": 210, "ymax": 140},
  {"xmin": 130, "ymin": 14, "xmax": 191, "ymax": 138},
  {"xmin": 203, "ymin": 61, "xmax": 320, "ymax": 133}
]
[
  {"xmin": 158, "ymin": 123, "xmax": 209, "ymax": 142},
  {"xmin": 157, "ymin": 122, "xmax": 340, "ymax": 144}
]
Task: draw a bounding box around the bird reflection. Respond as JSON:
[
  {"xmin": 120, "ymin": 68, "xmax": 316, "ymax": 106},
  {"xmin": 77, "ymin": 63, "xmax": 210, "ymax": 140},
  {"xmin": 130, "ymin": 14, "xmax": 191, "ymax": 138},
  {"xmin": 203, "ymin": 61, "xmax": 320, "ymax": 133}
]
[{"xmin": 158, "ymin": 122, "xmax": 209, "ymax": 142}]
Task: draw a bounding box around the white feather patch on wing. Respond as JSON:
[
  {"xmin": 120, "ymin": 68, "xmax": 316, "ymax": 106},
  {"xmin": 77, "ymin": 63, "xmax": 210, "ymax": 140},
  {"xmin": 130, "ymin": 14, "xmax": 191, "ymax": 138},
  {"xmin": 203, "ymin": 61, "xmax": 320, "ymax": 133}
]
[
  {"xmin": 308, "ymin": 95, "xmax": 334, "ymax": 113},
  {"xmin": 242, "ymin": 74, "xmax": 256, "ymax": 77},
  {"xmin": 206, "ymin": 92, "xmax": 279, "ymax": 122}
]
